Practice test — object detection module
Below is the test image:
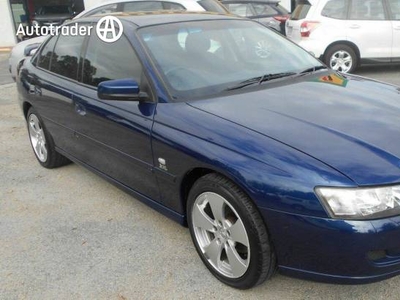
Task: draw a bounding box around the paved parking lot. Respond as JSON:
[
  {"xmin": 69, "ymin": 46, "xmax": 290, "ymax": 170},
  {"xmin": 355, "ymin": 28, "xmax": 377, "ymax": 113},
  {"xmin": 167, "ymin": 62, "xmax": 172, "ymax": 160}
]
[{"xmin": 1, "ymin": 52, "xmax": 400, "ymax": 299}]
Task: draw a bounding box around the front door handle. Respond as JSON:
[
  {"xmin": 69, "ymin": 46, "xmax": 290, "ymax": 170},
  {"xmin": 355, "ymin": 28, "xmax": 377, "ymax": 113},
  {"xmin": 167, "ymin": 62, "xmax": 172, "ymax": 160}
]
[
  {"xmin": 394, "ymin": 26, "xmax": 400, "ymax": 30},
  {"xmin": 75, "ymin": 103, "xmax": 86, "ymax": 116}
]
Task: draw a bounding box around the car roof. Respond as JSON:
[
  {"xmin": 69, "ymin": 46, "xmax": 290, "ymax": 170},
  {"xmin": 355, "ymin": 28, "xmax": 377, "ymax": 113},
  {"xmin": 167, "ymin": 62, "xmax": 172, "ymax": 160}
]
[
  {"xmin": 79, "ymin": 11, "xmax": 240, "ymax": 27},
  {"xmin": 221, "ymin": 0, "xmax": 280, "ymax": 3},
  {"xmin": 74, "ymin": 0, "xmax": 206, "ymax": 18}
]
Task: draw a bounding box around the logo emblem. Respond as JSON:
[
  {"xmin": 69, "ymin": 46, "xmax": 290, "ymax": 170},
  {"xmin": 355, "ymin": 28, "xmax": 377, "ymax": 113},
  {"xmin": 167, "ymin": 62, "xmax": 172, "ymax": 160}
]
[{"xmin": 96, "ymin": 16, "xmax": 123, "ymax": 43}]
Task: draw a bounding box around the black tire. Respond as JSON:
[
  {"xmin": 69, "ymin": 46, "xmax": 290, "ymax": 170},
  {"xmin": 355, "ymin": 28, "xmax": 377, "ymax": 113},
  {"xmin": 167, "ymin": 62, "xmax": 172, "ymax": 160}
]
[
  {"xmin": 187, "ymin": 173, "xmax": 276, "ymax": 289},
  {"xmin": 324, "ymin": 44, "xmax": 358, "ymax": 73},
  {"xmin": 26, "ymin": 107, "xmax": 70, "ymax": 169}
]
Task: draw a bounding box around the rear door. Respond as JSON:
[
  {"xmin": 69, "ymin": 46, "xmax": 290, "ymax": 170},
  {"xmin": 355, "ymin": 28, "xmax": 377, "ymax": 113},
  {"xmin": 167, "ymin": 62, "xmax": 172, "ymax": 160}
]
[
  {"xmin": 387, "ymin": 0, "xmax": 400, "ymax": 60},
  {"xmin": 346, "ymin": 0, "xmax": 392, "ymax": 59},
  {"xmin": 29, "ymin": 31, "xmax": 86, "ymax": 154}
]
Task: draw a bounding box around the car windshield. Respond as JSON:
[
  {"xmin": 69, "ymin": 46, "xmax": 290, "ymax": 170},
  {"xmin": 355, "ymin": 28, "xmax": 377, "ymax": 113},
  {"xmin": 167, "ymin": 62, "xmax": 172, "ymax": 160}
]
[{"xmin": 138, "ymin": 19, "xmax": 322, "ymax": 100}]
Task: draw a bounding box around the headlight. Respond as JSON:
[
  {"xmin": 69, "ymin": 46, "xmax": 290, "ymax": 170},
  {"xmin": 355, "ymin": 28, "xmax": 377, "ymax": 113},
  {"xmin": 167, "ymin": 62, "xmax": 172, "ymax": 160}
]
[{"xmin": 315, "ymin": 185, "xmax": 400, "ymax": 220}]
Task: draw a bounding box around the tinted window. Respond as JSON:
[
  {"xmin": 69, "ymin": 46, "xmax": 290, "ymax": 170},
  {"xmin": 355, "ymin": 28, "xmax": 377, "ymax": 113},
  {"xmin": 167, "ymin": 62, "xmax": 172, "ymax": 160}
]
[
  {"xmin": 388, "ymin": 0, "xmax": 400, "ymax": 20},
  {"xmin": 350, "ymin": 0, "xmax": 385, "ymax": 20},
  {"xmin": 83, "ymin": 33, "xmax": 142, "ymax": 87},
  {"xmin": 321, "ymin": 0, "xmax": 349, "ymax": 19},
  {"xmin": 85, "ymin": 4, "xmax": 118, "ymax": 16},
  {"xmin": 290, "ymin": 1, "xmax": 311, "ymax": 20},
  {"xmin": 225, "ymin": 3, "xmax": 254, "ymax": 17},
  {"xmin": 163, "ymin": 2, "xmax": 185, "ymax": 10},
  {"xmin": 37, "ymin": 36, "xmax": 57, "ymax": 70},
  {"xmin": 50, "ymin": 32, "xmax": 85, "ymax": 80},
  {"xmin": 123, "ymin": 1, "xmax": 163, "ymax": 11}
]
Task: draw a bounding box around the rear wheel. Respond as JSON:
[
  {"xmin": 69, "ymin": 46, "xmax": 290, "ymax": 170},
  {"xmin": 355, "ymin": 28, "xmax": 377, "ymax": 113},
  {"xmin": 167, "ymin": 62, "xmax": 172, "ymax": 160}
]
[
  {"xmin": 27, "ymin": 107, "xmax": 70, "ymax": 168},
  {"xmin": 325, "ymin": 44, "xmax": 358, "ymax": 73},
  {"xmin": 187, "ymin": 173, "xmax": 276, "ymax": 289}
]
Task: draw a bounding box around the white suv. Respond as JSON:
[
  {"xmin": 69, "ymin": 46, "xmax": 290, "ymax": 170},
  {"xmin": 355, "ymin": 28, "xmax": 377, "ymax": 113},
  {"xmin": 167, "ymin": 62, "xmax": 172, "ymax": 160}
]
[{"xmin": 285, "ymin": 0, "xmax": 400, "ymax": 73}]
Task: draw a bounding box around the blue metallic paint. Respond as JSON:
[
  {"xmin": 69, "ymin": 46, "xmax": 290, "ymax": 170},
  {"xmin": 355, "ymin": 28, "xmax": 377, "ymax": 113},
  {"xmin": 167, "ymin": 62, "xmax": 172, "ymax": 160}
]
[{"xmin": 17, "ymin": 14, "xmax": 400, "ymax": 284}]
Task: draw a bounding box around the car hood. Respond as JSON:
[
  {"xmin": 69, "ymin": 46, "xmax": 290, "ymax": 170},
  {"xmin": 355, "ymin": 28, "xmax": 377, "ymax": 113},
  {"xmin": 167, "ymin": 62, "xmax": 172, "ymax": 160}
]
[{"xmin": 188, "ymin": 72, "xmax": 400, "ymax": 186}]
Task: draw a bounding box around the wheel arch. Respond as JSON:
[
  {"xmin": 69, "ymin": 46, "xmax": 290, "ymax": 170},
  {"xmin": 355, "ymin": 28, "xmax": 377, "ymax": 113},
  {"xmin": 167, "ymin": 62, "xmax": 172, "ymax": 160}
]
[
  {"xmin": 180, "ymin": 166, "xmax": 258, "ymax": 224},
  {"xmin": 324, "ymin": 41, "xmax": 361, "ymax": 65},
  {"xmin": 23, "ymin": 102, "xmax": 33, "ymax": 119}
]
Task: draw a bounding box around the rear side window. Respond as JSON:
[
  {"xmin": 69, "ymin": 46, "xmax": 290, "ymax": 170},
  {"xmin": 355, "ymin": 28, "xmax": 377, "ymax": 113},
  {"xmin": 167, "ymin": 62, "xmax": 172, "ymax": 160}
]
[
  {"xmin": 321, "ymin": 0, "xmax": 349, "ymax": 19},
  {"xmin": 388, "ymin": 0, "xmax": 400, "ymax": 20},
  {"xmin": 82, "ymin": 33, "xmax": 142, "ymax": 87},
  {"xmin": 36, "ymin": 36, "xmax": 57, "ymax": 70},
  {"xmin": 225, "ymin": 3, "xmax": 254, "ymax": 17},
  {"xmin": 50, "ymin": 33, "xmax": 85, "ymax": 80},
  {"xmin": 290, "ymin": 1, "xmax": 311, "ymax": 20},
  {"xmin": 162, "ymin": 2, "xmax": 185, "ymax": 10},
  {"xmin": 349, "ymin": 0, "xmax": 386, "ymax": 20},
  {"xmin": 197, "ymin": 0, "xmax": 228, "ymax": 13},
  {"xmin": 84, "ymin": 4, "xmax": 118, "ymax": 16},
  {"xmin": 123, "ymin": 1, "xmax": 163, "ymax": 11}
]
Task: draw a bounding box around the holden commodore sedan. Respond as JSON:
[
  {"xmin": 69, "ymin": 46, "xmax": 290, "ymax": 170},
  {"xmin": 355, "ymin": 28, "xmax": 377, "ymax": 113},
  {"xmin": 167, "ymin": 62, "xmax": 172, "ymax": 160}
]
[{"xmin": 17, "ymin": 12, "xmax": 400, "ymax": 289}]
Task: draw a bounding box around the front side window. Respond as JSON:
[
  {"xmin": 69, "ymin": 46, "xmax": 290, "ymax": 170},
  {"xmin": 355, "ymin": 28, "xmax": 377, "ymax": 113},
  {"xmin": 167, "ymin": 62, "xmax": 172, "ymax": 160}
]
[
  {"xmin": 82, "ymin": 32, "xmax": 142, "ymax": 87},
  {"xmin": 50, "ymin": 32, "xmax": 85, "ymax": 80},
  {"xmin": 349, "ymin": 0, "xmax": 386, "ymax": 20},
  {"xmin": 36, "ymin": 36, "xmax": 57, "ymax": 70},
  {"xmin": 321, "ymin": 0, "xmax": 349, "ymax": 19},
  {"xmin": 388, "ymin": 0, "xmax": 400, "ymax": 20},
  {"xmin": 139, "ymin": 20, "xmax": 322, "ymax": 100}
]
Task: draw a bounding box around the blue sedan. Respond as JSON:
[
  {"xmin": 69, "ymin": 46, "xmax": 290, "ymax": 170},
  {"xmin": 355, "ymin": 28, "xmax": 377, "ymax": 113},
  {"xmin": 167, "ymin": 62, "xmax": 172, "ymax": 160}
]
[{"xmin": 17, "ymin": 12, "xmax": 400, "ymax": 289}]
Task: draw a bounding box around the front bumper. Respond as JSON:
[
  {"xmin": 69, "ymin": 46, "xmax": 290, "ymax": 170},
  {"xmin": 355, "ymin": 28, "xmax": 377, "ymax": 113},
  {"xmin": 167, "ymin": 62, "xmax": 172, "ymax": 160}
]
[{"xmin": 261, "ymin": 208, "xmax": 400, "ymax": 283}]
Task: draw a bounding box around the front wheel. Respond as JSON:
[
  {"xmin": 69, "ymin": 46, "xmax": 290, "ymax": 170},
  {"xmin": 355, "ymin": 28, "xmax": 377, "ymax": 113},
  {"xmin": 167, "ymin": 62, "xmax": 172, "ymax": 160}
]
[
  {"xmin": 187, "ymin": 173, "xmax": 276, "ymax": 289},
  {"xmin": 325, "ymin": 44, "xmax": 358, "ymax": 73}
]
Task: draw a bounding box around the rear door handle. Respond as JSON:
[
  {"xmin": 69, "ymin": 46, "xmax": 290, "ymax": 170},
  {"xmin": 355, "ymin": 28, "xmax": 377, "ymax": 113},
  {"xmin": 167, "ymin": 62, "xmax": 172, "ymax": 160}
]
[
  {"xmin": 75, "ymin": 103, "xmax": 86, "ymax": 116},
  {"xmin": 349, "ymin": 24, "xmax": 360, "ymax": 29}
]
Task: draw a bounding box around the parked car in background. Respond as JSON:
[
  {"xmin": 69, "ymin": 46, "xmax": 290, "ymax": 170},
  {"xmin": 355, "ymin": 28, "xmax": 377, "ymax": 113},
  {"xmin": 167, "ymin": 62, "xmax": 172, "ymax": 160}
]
[
  {"xmin": 9, "ymin": 0, "xmax": 228, "ymax": 81},
  {"xmin": 221, "ymin": 0, "xmax": 289, "ymax": 34},
  {"xmin": 286, "ymin": 0, "xmax": 400, "ymax": 73},
  {"xmin": 32, "ymin": 5, "xmax": 76, "ymax": 28},
  {"xmin": 18, "ymin": 11, "xmax": 400, "ymax": 290}
]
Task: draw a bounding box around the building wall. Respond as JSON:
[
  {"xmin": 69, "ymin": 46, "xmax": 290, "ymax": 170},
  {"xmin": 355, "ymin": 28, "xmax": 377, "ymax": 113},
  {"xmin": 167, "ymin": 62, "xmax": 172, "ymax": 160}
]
[{"xmin": 0, "ymin": 1, "xmax": 17, "ymax": 47}]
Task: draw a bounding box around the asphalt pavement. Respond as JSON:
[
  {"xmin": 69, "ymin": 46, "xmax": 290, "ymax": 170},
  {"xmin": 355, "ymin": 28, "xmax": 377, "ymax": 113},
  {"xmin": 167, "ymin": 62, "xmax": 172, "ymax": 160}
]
[{"xmin": 1, "ymin": 53, "xmax": 400, "ymax": 299}]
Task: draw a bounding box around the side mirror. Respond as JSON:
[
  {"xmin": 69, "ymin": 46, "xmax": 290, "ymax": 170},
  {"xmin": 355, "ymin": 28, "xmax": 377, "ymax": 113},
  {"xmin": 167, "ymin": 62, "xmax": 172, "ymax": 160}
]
[
  {"xmin": 24, "ymin": 43, "xmax": 40, "ymax": 56},
  {"xmin": 98, "ymin": 79, "xmax": 148, "ymax": 101}
]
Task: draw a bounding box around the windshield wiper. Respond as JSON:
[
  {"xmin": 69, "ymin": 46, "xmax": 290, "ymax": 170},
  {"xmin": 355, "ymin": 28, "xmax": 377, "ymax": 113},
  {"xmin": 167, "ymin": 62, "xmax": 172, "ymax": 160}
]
[
  {"xmin": 299, "ymin": 65, "xmax": 327, "ymax": 75},
  {"xmin": 225, "ymin": 72, "xmax": 297, "ymax": 91}
]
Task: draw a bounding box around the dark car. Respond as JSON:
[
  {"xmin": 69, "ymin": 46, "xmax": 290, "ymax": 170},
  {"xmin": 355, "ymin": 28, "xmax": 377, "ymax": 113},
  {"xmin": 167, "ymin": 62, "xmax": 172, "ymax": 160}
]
[
  {"xmin": 32, "ymin": 5, "xmax": 76, "ymax": 28},
  {"xmin": 221, "ymin": 0, "xmax": 289, "ymax": 34},
  {"xmin": 18, "ymin": 12, "xmax": 400, "ymax": 289}
]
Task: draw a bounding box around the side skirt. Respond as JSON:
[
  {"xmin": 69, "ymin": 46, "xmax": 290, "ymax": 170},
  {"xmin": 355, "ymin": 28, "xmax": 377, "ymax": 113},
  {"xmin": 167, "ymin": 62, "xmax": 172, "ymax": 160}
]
[{"xmin": 56, "ymin": 147, "xmax": 186, "ymax": 226}]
